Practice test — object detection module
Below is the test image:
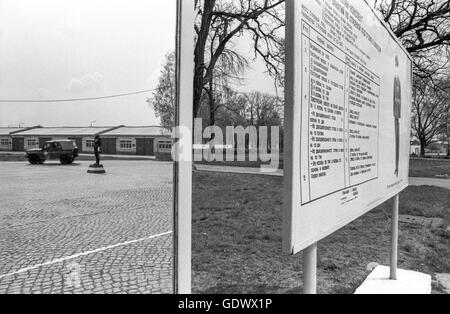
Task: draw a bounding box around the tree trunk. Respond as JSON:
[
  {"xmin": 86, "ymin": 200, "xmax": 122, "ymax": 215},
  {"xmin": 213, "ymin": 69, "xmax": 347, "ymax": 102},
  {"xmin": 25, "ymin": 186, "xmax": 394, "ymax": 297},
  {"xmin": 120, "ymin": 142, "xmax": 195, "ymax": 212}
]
[
  {"xmin": 447, "ymin": 122, "xmax": 450, "ymax": 158},
  {"xmin": 420, "ymin": 141, "xmax": 426, "ymax": 157},
  {"xmin": 193, "ymin": 0, "xmax": 216, "ymax": 118},
  {"xmin": 209, "ymin": 107, "xmax": 215, "ymax": 127},
  {"xmin": 447, "ymin": 139, "xmax": 450, "ymax": 158},
  {"xmin": 208, "ymin": 78, "xmax": 216, "ymax": 127}
]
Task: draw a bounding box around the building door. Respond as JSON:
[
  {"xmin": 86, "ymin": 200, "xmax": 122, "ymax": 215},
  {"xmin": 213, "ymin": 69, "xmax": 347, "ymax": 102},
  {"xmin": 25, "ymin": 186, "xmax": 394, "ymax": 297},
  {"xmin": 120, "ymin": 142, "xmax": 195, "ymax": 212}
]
[
  {"xmin": 101, "ymin": 138, "xmax": 116, "ymax": 155},
  {"xmin": 12, "ymin": 138, "xmax": 24, "ymax": 152},
  {"xmin": 39, "ymin": 138, "xmax": 52, "ymax": 147},
  {"xmin": 136, "ymin": 138, "xmax": 154, "ymax": 156}
]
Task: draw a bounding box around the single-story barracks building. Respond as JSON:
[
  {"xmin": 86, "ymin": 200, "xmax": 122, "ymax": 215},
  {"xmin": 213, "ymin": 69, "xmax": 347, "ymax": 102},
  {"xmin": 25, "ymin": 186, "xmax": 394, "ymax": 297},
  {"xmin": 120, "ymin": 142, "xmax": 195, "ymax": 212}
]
[
  {"xmin": 98, "ymin": 126, "xmax": 173, "ymax": 158},
  {"xmin": 8, "ymin": 126, "xmax": 173, "ymax": 158},
  {"xmin": 0, "ymin": 126, "xmax": 40, "ymax": 151}
]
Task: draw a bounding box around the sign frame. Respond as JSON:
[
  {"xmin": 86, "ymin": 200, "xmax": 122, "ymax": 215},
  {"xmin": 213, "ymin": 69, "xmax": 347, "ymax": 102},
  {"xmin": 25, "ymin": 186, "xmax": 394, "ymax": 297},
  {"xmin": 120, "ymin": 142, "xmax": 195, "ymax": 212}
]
[{"xmin": 283, "ymin": 0, "xmax": 414, "ymax": 256}]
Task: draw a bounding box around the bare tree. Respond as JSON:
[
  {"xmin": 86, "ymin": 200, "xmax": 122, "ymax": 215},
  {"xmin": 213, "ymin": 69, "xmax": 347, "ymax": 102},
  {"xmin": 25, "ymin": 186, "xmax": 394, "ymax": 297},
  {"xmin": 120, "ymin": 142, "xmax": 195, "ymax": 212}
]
[
  {"xmin": 242, "ymin": 91, "xmax": 283, "ymax": 127},
  {"xmin": 194, "ymin": 0, "xmax": 450, "ymax": 105},
  {"xmin": 374, "ymin": 0, "xmax": 450, "ymax": 79},
  {"xmin": 203, "ymin": 42, "xmax": 248, "ymax": 126},
  {"xmin": 441, "ymin": 99, "xmax": 450, "ymax": 157},
  {"xmin": 412, "ymin": 78, "xmax": 450, "ymax": 156},
  {"xmin": 217, "ymin": 90, "xmax": 283, "ymax": 127},
  {"xmin": 193, "ymin": 0, "xmax": 285, "ymax": 118},
  {"xmin": 154, "ymin": 1, "xmax": 450, "ymax": 130}
]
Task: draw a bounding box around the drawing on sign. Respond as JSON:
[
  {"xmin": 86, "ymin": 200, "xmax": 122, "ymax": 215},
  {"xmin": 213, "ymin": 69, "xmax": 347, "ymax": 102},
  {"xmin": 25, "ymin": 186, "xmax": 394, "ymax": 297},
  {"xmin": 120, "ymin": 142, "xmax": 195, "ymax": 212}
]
[{"xmin": 393, "ymin": 56, "xmax": 401, "ymax": 178}]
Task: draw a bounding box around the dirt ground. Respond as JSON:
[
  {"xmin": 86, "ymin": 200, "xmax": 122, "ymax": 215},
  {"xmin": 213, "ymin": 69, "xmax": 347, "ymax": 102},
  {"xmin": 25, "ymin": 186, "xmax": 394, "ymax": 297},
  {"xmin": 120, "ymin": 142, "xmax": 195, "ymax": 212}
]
[{"xmin": 192, "ymin": 172, "xmax": 450, "ymax": 294}]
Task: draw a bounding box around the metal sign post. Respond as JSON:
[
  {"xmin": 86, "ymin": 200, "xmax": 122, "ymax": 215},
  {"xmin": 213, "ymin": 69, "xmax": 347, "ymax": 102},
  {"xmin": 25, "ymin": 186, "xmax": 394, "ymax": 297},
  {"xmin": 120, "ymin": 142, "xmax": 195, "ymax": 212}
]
[
  {"xmin": 390, "ymin": 194, "xmax": 400, "ymax": 280},
  {"xmin": 174, "ymin": 0, "xmax": 195, "ymax": 295},
  {"xmin": 303, "ymin": 243, "xmax": 318, "ymax": 294}
]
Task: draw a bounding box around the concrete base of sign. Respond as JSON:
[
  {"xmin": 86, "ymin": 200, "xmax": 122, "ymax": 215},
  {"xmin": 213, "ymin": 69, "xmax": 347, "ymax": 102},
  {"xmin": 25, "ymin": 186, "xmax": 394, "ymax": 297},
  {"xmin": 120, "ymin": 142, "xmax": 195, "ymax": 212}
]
[
  {"xmin": 87, "ymin": 164, "xmax": 106, "ymax": 174},
  {"xmin": 354, "ymin": 266, "xmax": 432, "ymax": 295},
  {"xmin": 436, "ymin": 274, "xmax": 450, "ymax": 294}
]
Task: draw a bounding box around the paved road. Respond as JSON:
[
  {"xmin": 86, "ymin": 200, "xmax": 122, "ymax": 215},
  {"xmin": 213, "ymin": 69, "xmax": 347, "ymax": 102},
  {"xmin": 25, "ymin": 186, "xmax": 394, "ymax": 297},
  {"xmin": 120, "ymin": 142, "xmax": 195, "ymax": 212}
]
[
  {"xmin": 0, "ymin": 160, "xmax": 174, "ymax": 294},
  {"xmin": 409, "ymin": 177, "xmax": 450, "ymax": 190}
]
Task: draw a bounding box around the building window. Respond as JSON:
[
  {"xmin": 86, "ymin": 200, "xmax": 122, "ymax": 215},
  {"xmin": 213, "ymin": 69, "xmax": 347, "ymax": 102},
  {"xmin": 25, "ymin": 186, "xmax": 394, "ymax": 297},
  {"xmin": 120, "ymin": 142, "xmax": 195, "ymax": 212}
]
[
  {"xmin": 158, "ymin": 141, "xmax": 172, "ymax": 150},
  {"xmin": 27, "ymin": 138, "xmax": 39, "ymax": 148},
  {"xmin": 86, "ymin": 140, "xmax": 95, "ymax": 149},
  {"xmin": 0, "ymin": 139, "xmax": 10, "ymax": 147},
  {"xmin": 120, "ymin": 140, "xmax": 133, "ymax": 150}
]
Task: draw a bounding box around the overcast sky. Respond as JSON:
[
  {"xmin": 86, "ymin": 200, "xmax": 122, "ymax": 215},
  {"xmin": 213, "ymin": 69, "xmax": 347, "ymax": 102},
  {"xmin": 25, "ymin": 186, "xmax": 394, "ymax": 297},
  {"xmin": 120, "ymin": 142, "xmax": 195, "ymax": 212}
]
[
  {"xmin": 0, "ymin": 0, "xmax": 177, "ymax": 127},
  {"xmin": 0, "ymin": 0, "xmax": 277, "ymax": 128}
]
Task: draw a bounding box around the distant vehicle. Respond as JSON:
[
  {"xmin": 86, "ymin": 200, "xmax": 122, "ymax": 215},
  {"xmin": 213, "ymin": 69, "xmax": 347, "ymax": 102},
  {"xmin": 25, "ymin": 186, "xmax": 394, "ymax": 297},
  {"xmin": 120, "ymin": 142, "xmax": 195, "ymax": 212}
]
[{"xmin": 26, "ymin": 140, "xmax": 79, "ymax": 165}]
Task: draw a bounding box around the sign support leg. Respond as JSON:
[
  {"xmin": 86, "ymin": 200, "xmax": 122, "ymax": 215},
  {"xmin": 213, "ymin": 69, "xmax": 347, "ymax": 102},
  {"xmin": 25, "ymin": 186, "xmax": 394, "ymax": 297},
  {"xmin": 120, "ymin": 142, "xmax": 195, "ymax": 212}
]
[
  {"xmin": 390, "ymin": 194, "xmax": 400, "ymax": 280},
  {"xmin": 174, "ymin": 0, "xmax": 195, "ymax": 294},
  {"xmin": 303, "ymin": 243, "xmax": 317, "ymax": 294}
]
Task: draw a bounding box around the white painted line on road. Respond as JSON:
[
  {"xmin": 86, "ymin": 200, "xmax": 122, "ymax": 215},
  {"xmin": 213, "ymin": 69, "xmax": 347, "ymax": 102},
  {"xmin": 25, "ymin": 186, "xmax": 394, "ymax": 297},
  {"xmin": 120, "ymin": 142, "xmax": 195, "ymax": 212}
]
[{"xmin": 0, "ymin": 231, "xmax": 173, "ymax": 280}]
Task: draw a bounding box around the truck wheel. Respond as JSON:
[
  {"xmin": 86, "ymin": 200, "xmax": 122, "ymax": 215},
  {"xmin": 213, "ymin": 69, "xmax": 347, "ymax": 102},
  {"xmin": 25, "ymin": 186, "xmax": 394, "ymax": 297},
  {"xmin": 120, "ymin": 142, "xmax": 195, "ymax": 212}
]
[
  {"xmin": 60, "ymin": 155, "xmax": 71, "ymax": 165},
  {"xmin": 28, "ymin": 155, "xmax": 41, "ymax": 165}
]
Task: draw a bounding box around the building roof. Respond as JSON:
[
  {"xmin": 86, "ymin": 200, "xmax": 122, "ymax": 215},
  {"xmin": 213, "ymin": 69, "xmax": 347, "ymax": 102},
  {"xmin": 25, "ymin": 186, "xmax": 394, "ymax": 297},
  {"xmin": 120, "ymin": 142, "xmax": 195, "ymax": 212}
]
[
  {"xmin": 102, "ymin": 126, "xmax": 171, "ymax": 137},
  {"xmin": 12, "ymin": 127, "xmax": 117, "ymax": 137},
  {"xmin": 0, "ymin": 128, "xmax": 27, "ymax": 136}
]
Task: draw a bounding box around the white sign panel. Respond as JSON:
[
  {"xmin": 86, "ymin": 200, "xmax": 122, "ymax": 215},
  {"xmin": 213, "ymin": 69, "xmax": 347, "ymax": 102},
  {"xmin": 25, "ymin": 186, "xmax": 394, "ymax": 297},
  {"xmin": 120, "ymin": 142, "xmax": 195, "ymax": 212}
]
[{"xmin": 283, "ymin": 0, "xmax": 413, "ymax": 254}]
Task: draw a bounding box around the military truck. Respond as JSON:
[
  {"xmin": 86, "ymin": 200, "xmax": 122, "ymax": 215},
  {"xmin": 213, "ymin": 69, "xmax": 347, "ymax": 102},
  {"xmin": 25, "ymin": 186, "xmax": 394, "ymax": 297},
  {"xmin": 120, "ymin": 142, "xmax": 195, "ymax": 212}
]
[{"xmin": 26, "ymin": 140, "xmax": 79, "ymax": 165}]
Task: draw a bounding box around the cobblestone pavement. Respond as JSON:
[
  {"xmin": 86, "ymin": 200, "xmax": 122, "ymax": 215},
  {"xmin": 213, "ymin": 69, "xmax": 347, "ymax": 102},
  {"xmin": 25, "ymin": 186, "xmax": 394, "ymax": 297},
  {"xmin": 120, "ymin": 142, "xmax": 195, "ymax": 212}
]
[{"xmin": 0, "ymin": 160, "xmax": 174, "ymax": 294}]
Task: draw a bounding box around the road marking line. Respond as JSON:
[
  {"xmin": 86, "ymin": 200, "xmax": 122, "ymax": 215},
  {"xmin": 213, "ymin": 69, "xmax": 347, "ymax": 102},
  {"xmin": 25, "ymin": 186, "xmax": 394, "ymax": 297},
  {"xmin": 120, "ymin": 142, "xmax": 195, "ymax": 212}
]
[{"xmin": 0, "ymin": 231, "xmax": 173, "ymax": 280}]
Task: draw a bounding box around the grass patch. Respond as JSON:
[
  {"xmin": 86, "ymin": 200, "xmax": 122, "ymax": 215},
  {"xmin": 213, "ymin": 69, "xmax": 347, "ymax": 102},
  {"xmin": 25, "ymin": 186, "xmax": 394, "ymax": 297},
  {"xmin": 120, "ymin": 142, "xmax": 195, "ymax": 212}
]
[
  {"xmin": 410, "ymin": 159, "xmax": 450, "ymax": 179},
  {"xmin": 192, "ymin": 172, "xmax": 450, "ymax": 294}
]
